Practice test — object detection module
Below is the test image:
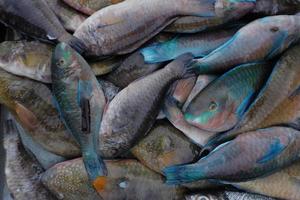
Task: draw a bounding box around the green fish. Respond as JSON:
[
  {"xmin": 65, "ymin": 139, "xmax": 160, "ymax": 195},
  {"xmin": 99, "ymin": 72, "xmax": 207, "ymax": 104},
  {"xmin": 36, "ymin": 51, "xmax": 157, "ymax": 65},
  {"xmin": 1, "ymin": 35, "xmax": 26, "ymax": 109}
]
[
  {"xmin": 52, "ymin": 43, "xmax": 107, "ymax": 192},
  {"xmin": 42, "ymin": 158, "xmax": 185, "ymax": 200}
]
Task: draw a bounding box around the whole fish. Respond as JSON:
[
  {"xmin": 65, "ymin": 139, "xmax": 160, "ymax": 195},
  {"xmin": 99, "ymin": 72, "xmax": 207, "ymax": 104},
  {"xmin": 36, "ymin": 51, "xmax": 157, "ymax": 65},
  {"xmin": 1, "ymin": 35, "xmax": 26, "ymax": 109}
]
[
  {"xmin": 163, "ymin": 76, "xmax": 217, "ymax": 146},
  {"xmin": 62, "ymin": 0, "xmax": 123, "ymax": 15},
  {"xmin": 163, "ymin": 127, "xmax": 300, "ymax": 184},
  {"xmin": 45, "ymin": 0, "xmax": 87, "ymax": 32},
  {"xmin": 0, "ymin": 41, "xmax": 122, "ymax": 83},
  {"xmin": 207, "ymin": 44, "xmax": 300, "ymax": 148},
  {"xmin": 233, "ymin": 161, "xmax": 300, "ymax": 200},
  {"xmin": 0, "ymin": 0, "xmax": 86, "ymax": 53},
  {"xmin": 52, "ymin": 43, "xmax": 107, "ymax": 192},
  {"xmin": 184, "ymin": 62, "xmax": 271, "ymax": 133},
  {"xmin": 74, "ymin": 0, "xmax": 218, "ymax": 57},
  {"xmin": 186, "ymin": 191, "xmax": 275, "ymax": 200},
  {"xmin": 104, "ymin": 51, "xmax": 164, "ymax": 88},
  {"xmin": 131, "ymin": 121, "xmax": 219, "ymax": 190},
  {"xmin": 15, "ymin": 120, "xmax": 66, "ymax": 170},
  {"xmin": 191, "ymin": 15, "xmax": 300, "ymax": 74},
  {"xmin": 0, "ymin": 69, "xmax": 80, "ymax": 157},
  {"xmin": 42, "ymin": 158, "xmax": 185, "ymax": 200},
  {"xmin": 4, "ymin": 119, "xmax": 56, "ymax": 200},
  {"xmin": 99, "ymin": 54, "xmax": 194, "ymax": 158},
  {"xmin": 140, "ymin": 28, "xmax": 236, "ymax": 64}
]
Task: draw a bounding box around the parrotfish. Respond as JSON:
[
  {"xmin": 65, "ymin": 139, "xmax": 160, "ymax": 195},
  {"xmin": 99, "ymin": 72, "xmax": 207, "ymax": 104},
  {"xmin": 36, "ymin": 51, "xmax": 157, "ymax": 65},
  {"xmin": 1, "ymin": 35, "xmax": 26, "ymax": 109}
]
[
  {"xmin": 74, "ymin": 0, "xmax": 218, "ymax": 57},
  {"xmin": 207, "ymin": 44, "xmax": 300, "ymax": 148},
  {"xmin": 141, "ymin": 28, "xmax": 236, "ymax": 64},
  {"xmin": 191, "ymin": 15, "xmax": 300, "ymax": 74},
  {"xmin": 184, "ymin": 62, "xmax": 271, "ymax": 133},
  {"xmin": 233, "ymin": 161, "xmax": 300, "ymax": 200},
  {"xmin": 0, "ymin": 41, "xmax": 122, "ymax": 83},
  {"xmin": 0, "ymin": 0, "xmax": 86, "ymax": 53},
  {"xmin": 44, "ymin": 0, "xmax": 87, "ymax": 32},
  {"xmin": 99, "ymin": 54, "xmax": 194, "ymax": 158},
  {"xmin": 4, "ymin": 119, "xmax": 56, "ymax": 200},
  {"xmin": 186, "ymin": 191, "xmax": 275, "ymax": 200},
  {"xmin": 131, "ymin": 121, "xmax": 219, "ymax": 190},
  {"xmin": 0, "ymin": 69, "xmax": 80, "ymax": 157},
  {"xmin": 163, "ymin": 76, "xmax": 217, "ymax": 146},
  {"xmin": 42, "ymin": 158, "xmax": 185, "ymax": 200},
  {"xmin": 163, "ymin": 127, "xmax": 300, "ymax": 184},
  {"xmin": 52, "ymin": 43, "xmax": 107, "ymax": 192},
  {"xmin": 165, "ymin": 0, "xmax": 256, "ymax": 33},
  {"xmin": 62, "ymin": 0, "xmax": 123, "ymax": 15}
]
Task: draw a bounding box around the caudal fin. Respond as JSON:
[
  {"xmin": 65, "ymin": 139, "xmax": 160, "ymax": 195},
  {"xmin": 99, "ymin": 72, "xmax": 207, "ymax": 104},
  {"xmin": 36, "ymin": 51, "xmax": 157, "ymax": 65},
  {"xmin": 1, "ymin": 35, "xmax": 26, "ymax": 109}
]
[
  {"xmin": 162, "ymin": 163, "xmax": 202, "ymax": 185},
  {"xmin": 179, "ymin": 0, "xmax": 216, "ymax": 17}
]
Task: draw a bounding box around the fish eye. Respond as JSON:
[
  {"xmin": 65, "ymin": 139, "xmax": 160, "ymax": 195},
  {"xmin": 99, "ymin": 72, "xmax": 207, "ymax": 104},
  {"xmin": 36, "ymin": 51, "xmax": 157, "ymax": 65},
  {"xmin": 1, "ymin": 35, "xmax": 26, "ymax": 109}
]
[
  {"xmin": 209, "ymin": 101, "xmax": 218, "ymax": 111},
  {"xmin": 56, "ymin": 58, "xmax": 65, "ymax": 67},
  {"xmin": 270, "ymin": 26, "xmax": 279, "ymax": 32}
]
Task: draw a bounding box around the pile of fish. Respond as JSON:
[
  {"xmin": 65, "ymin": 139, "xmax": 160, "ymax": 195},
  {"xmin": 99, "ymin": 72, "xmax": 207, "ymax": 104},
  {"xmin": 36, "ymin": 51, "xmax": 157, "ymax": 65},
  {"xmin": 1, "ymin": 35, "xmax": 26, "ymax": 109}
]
[{"xmin": 1, "ymin": 0, "xmax": 300, "ymax": 199}]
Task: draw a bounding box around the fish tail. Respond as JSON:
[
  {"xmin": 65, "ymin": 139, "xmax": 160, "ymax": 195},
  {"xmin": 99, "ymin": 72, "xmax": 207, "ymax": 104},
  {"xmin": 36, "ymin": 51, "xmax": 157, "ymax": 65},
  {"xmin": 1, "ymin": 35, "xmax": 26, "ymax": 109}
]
[
  {"xmin": 62, "ymin": 34, "xmax": 87, "ymax": 55},
  {"xmin": 140, "ymin": 38, "xmax": 178, "ymax": 63},
  {"xmin": 178, "ymin": 0, "xmax": 216, "ymax": 17},
  {"xmin": 162, "ymin": 163, "xmax": 203, "ymax": 185}
]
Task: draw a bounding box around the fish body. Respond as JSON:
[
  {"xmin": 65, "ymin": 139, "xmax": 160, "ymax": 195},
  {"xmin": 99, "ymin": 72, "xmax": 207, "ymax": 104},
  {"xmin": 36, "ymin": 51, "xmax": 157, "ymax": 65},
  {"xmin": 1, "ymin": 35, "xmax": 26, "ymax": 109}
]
[
  {"xmin": 251, "ymin": 0, "xmax": 300, "ymax": 16},
  {"xmin": 186, "ymin": 191, "xmax": 275, "ymax": 200},
  {"xmin": 184, "ymin": 62, "xmax": 271, "ymax": 133},
  {"xmin": 4, "ymin": 119, "xmax": 56, "ymax": 200},
  {"xmin": 98, "ymin": 79, "xmax": 120, "ymax": 102},
  {"xmin": 0, "ymin": 69, "xmax": 79, "ymax": 157},
  {"xmin": 42, "ymin": 158, "xmax": 185, "ymax": 200},
  {"xmin": 192, "ymin": 15, "xmax": 300, "ymax": 74},
  {"xmin": 233, "ymin": 161, "xmax": 300, "ymax": 200},
  {"xmin": 0, "ymin": 41, "xmax": 122, "ymax": 83},
  {"xmin": 52, "ymin": 43, "xmax": 107, "ymax": 191},
  {"xmin": 0, "ymin": 0, "xmax": 86, "ymax": 53},
  {"xmin": 45, "ymin": 0, "xmax": 87, "ymax": 32},
  {"xmin": 208, "ymin": 44, "xmax": 300, "ymax": 147},
  {"xmin": 163, "ymin": 127, "xmax": 300, "ymax": 184},
  {"xmin": 141, "ymin": 28, "xmax": 236, "ymax": 64},
  {"xmin": 62, "ymin": 0, "xmax": 123, "ymax": 15},
  {"xmin": 99, "ymin": 54, "xmax": 194, "ymax": 158},
  {"xmin": 74, "ymin": 0, "xmax": 217, "ymax": 56}
]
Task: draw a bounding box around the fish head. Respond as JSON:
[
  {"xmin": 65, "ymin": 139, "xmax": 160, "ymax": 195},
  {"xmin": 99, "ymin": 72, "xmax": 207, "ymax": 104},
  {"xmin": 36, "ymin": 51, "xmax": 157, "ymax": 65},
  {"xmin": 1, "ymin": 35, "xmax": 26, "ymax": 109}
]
[
  {"xmin": 52, "ymin": 42, "xmax": 80, "ymax": 80},
  {"xmin": 215, "ymin": 0, "xmax": 256, "ymax": 18},
  {"xmin": 184, "ymin": 88, "xmax": 237, "ymax": 132}
]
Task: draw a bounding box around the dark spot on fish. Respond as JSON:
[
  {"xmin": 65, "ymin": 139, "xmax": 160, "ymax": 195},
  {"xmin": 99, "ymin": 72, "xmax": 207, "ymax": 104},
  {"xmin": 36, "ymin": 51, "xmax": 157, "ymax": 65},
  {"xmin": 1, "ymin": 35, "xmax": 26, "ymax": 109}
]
[
  {"xmin": 81, "ymin": 99, "xmax": 91, "ymax": 134},
  {"xmin": 270, "ymin": 26, "xmax": 279, "ymax": 32}
]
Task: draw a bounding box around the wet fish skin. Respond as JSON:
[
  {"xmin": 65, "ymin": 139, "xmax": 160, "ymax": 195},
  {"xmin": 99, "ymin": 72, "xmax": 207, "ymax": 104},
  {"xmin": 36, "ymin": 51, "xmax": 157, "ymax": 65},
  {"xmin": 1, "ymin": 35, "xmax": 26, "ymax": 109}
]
[
  {"xmin": 0, "ymin": 41, "xmax": 122, "ymax": 83},
  {"xmin": 45, "ymin": 0, "xmax": 87, "ymax": 32},
  {"xmin": 163, "ymin": 127, "xmax": 300, "ymax": 184},
  {"xmin": 191, "ymin": 15, "xmax": 300, "ymax": 74},
  {"xmin": 141, "ymin": 28, "xmax": 237, "ymax": 64},
  {"xmin": 251, "ymin": 0, "xmax": 300, "ymax": 16},
  {"xmin": 99, "ymin": 54, "xmax": 194, "ymax": 158},
  {"xmin": 63, "ymin": 0, "xmax": 123, "ymax": 16},
  {"xmin": 208, "ymin": 44, "xmax": 300, "ymax": 148},
  {"xmin": 186, "ymin": 191, "xmax": 275, "ymax": 200},
  {"xmin": 0, "ymin": 0, "xmax": 86, "ymax": 53},
  {"xmin": 4, "ymin": 119, "xmax": 56, "ymax": 200},
  {"xmin": 42, "ymin": 158, "xmax": 185, "ymax": 200},
  {"xmin": 74, "ymin": 0, "xmax": 217, "ymax": 57},
  {"xmin": 52, "ymin": 43, "xmax": 107, "ymax": 190},
  {"xmin": 184, "ymin": 62, "xmax": 271, "ymax": 133},
  {"xmin": 98, "ymin": 79, "xmax": 120, "ymax": 102},
  {"xmin": 0, "ymin": 69, "xmax": 80, "ymax": 157},
  {"xmin": 233, "ymin": 160, "xmax": 300, "ymax": 200}
]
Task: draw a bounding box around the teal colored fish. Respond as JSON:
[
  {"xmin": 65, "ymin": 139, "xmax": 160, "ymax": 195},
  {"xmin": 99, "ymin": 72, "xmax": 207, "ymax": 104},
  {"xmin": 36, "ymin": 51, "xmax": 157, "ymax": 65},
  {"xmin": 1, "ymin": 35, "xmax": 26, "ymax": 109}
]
[
  {"xmin": 141, "ymin": 28, "xmax": 236, "ymax": 64},
  {"xmin": 163, "ymin": 127, "xmax": 300, "ymax": 185},
  {"xmin": 191, "ymin": 15, "xmax": 300, "ymax": 74},
  {"xmin": 184, "ymin": 62, "xmax": 271, "ymax": 133},
  {"xmin": 51, "ymin": 43, "xmax": 107, "ymax": 193}
]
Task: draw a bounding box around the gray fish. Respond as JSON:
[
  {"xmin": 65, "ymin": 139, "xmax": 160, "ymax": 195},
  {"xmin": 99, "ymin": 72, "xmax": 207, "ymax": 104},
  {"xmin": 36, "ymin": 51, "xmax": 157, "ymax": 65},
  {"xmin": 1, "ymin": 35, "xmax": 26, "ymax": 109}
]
[
  {"xmin": 0, "ymin": 0, "xmax": 86, "ymax": 53},
  {"xmin": 186, "ymin": 191, "xmax": 275, "ymax": 200},
  {"xmin": 99, "ymin": 54, "xmax": 194, "ymax": 158},
  {"xmin": 97, "ymin": 79, "xmax": 120, "ymax": 102},
  {"xmin": 0, "ymin": 106, "xmax": 5, "ymax": 200},
  {"xmin": 4, "ymin": 119, "xmax": 56, "ymax": 200}
]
